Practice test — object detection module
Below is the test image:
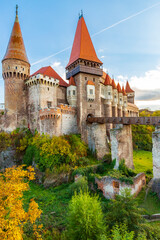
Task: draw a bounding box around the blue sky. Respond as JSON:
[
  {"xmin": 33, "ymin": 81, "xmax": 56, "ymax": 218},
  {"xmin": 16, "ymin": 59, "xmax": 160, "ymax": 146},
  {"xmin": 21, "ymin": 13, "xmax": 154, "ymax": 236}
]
[{"xmin": 0, "ymin": 0, "xmax": 160, "ymax": 110}]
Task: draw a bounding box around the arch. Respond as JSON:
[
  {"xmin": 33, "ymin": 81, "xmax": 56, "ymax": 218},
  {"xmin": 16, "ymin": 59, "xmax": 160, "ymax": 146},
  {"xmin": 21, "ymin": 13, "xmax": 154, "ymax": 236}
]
[
  {"xmin": 17, "ymin": 72, "xmax": 20, "ymax": 78},
  {"xmin": 21, "ymin": 73, "xmax": 23, "ymax": 79},
  {"xmin": 13, "ymin": 72, "xmax": 16, "ymax": 77}
]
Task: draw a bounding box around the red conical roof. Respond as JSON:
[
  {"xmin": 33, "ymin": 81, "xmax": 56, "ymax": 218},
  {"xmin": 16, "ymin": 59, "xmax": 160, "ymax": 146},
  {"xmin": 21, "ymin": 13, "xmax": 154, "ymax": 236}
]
[
  {"xmin": 66, "ymin": 15, "xmax": 102, "ymax": 68},
  {"xmin": 117, "ymin": 83, "xmax": 122, "ymax": 93},
  {"xmin": 86, "ymin": 80, "xmax": 95, "ymax": 85},
  {"xmin": 122, "ymin": 85, "xmax": 127, "ymax": 95},
  {"xmin": 104, "ymin": 74, "xmax": 112, "ymax": 86},
  {"xmin": 125, "ymin": 81, "xmax": 134, "ymax": 93},
  {"xmin": 2, "ymin": 7, "xmax": 29, "ymax": 64},
  {"xmin": 31, "ymin": 66, "xmax": 68, "ymax": 87},
  {"xmin": 69, "ymin": 76, "xmax": 76, "ymax": 86},
  {"xmin": 112, "ymin": 79, "xmax": 117, "ymax": 89}
]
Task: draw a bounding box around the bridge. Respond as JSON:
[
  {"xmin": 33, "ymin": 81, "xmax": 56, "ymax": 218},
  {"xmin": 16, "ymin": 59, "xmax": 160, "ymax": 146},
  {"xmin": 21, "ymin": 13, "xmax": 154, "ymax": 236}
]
[
  {"xmin": 87, "ymin": 116, "xmax": 160, "ymax": 126},
  {"xmin": 85, "ymin": 115, "xmax": 160, "ymax": 179}
]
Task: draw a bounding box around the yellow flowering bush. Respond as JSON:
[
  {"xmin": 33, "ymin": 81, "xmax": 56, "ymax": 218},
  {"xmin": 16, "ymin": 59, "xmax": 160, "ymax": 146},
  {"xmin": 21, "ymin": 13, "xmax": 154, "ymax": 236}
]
[{"xmin": 0, "ymin": 165, "xmax": 42, "ymax": 240}]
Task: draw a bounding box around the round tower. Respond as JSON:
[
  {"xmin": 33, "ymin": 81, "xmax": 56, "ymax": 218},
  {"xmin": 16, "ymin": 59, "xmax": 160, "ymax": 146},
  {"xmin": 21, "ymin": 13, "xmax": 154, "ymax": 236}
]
[{"xmin": 2, "ymin": 5, "xmax": 30, "ymax": 130}]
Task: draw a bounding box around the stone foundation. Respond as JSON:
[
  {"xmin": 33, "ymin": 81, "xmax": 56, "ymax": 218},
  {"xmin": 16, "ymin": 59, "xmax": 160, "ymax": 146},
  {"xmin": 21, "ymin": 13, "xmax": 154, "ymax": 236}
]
[
  {"xmin": 87, "ymin": 123, "xmax": 110, "ymax": 159},
  {"xmin": 110, "ymin": 124, "xmax": 134, "ymax": 169},
  {"xmin": 152, "ymin": 127, "xmax": 160, "ymax": 179}
]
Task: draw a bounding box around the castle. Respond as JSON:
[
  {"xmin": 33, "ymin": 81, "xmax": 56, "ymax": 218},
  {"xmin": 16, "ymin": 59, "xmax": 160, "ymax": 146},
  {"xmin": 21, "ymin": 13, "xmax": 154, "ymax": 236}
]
[{"xmin": 1, "ymin": 7, "xmax": 139, "ymax": 138}]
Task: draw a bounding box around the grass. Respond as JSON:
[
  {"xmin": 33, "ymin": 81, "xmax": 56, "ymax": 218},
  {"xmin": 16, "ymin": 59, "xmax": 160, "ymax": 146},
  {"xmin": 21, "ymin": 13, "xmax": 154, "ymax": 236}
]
[
  {"xmin": 23, "ymin": 182, "xmax": 72, "ymax": 230},
  {"xmin": 137, "ymin": 189, "xmax": 160, "ymax": 215},
  {"xmin": 133, "ymin": 150, "xmax": 153, "ymax": 173}
]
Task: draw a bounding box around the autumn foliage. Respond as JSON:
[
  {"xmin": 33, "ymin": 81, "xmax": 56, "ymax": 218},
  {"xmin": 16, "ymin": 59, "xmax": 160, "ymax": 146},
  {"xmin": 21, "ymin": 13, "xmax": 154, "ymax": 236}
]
[{"xmin": 0, "ymin": 166, "xmax": 42, "ymax": 240}]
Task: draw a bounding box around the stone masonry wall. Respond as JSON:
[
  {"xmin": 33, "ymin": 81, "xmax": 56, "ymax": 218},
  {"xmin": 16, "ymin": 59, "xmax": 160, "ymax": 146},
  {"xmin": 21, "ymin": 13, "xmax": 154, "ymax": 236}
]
[
  {"xmin": 87, "ymin": 122, "xmax": 110, "ymax": 159},
  {"xmin": 152, "ymin": 127, "xmax": 160, "ymax": 179},
  {"xmin": 110, "ymin": 124, "xmax": 134, "ymax": 169}
]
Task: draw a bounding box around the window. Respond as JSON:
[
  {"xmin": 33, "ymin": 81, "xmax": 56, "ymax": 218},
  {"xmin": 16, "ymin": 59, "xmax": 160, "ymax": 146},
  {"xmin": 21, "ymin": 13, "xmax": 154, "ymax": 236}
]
[
  {"xmin": 15, "ymin": 66, "xmax": 17, "ymax": 70},
  {"xmin": 114, "ymin": 95, "xmax": 116, "ymax": 99},
  {"xmin": 8, "ymin": 66, "xmax": 10, "ymax": 70},
  {"xmin": 73, "ymin": 90, "xmax": 76, "ymax": 95},
  {"xmin": 85, "ymin": 77, "xmax": 87, "ymax": 80},
  {"xmin": 90, "ymin": 89, "xmax": 93, "ymax": 95},
  {"xmin": 93, "ymin": 78, "xmax": 95, "ymax": 82},
  {"xmin": 23, "ymin": 68, "xmax": 24, "ymax": 71},
  {"xmin": 108, "ymin": 92, "xmax": 110, "ymax": 95},
  {"xmin": 47, "ymin": 101, "xmax": 52, "ymax": 108},
  {"xmin": 48, "ymin": 87, "xmax": 49, "ymax": 91},
  {"xmin": 68, "ymin": 90, "xmax": 71, "ymax": 96}
]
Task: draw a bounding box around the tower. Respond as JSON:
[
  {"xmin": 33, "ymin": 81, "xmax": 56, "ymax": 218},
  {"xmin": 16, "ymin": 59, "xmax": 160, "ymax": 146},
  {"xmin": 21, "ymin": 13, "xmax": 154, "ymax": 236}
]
[
  {"xmin": 2, "ymin": 5, "xmax": 30, "ymax": 130},
  {"xmin": 125, "ymin": 81, "xmax": 135, "ymax": 104},
  {"xmin": 66, "ymin": 13, "xmax": 103, "ymax": 139}
]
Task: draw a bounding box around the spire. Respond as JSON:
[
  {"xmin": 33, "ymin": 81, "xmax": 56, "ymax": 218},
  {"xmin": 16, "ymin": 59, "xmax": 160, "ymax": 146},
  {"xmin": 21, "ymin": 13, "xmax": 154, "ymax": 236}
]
[
  {"xmin": 66, "ymin": 15, "xmax": 102, "ymax": 68},
  {"xmin": 104, "ymin": 74, "xmax": 112, "ymax": 86},
  {"xmin": 112, "ymin": 79, "xmax": 117, "ymax": 89},
  {"xmin": 69, "ymin": 76, "xmax": 76, "ymax": 86},
  {"xmin": 117, "ymin": 82, "xmax": 122, "ymax": 93},
  {"xmin": 122, "ymin": 85, "xmax": 127, "ymax": 95},
  {"xmin": 2, "ymin": 6, "xmax": 30, "ymax": 64},
  {"xmin": 125, "ymin": 81, "xmax": 134, "ymax": 93}
]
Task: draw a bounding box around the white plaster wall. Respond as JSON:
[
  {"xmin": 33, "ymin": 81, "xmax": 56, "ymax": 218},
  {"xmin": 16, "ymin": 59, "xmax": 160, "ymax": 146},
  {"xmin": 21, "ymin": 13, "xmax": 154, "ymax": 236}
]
[{"xmin": 40, "ymin": 85, "xmax": 57, "ymax": 108}]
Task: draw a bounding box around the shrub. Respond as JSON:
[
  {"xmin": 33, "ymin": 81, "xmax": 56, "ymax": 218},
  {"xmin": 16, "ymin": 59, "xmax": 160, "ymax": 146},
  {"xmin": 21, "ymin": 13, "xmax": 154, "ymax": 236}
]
[
  {"xmin": 69, "ymin": 176, "xmax": 88, "ymax": 195},
  {"xmin": 102, "ymin": 153, "xmax": 112, "ymax": 164},
  {"xmin": 118, "ymin": 159, "xmax": 136, "ymax": 177},
  {"xmin": 0, "ymin": 131, "xmax": 11, "ymax": 152},
  {"xmin": 110, "ymin": 224, "xmax": 134, "ymax": 240},
  {"xmin": 67, "ymin": 191, "xmax": 106, "ymax": 240}
]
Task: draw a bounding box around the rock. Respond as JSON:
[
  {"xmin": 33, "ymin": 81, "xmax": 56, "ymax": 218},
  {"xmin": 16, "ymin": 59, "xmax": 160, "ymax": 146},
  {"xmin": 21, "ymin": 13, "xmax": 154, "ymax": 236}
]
[
  {"xmin": 43, "ymin": 172, "xmax": 70, "ymax": 188},
  {"xmin": 0, "ymin": 147, "xmax": 16, "ymax": 170}
]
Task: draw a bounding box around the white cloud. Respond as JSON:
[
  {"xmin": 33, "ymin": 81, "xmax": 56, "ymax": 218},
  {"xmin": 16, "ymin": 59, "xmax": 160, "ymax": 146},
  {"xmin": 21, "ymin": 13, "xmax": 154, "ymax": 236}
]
[
  {"xmin": 100, "ymin": 55, "xmax": 105, "ymax": 59},
  {"xmin": 130, "ymin": 65, "xmax": 160, "ymax": 90},
  {"xmin": 51, "ymin": 61, "xmax": 66, "ymax": 80}
]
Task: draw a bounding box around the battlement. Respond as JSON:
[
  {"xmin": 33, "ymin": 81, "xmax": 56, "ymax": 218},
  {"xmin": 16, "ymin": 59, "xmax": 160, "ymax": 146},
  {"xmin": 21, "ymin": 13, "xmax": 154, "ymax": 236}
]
[
  {"xmin": 39, "ymin": 104, "xmax": 76, "ymax": 120},
  {"xmin": 25, "ymin": 74, "xmax": 59, "ymax": 87}
]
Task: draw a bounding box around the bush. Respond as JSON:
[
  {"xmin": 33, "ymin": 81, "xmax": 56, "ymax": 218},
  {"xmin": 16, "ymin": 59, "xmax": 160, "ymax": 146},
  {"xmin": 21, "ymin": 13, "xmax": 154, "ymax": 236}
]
[
  {"xmin": 67, "ymin": 191, "xmax": 106, "ymax": 240},
  {"xmin": 69, "ymin": 176, "xmax": 88, "ymax": 195},
  {"xmin": 110, "ymin": 224, "xmax": 134, "ymax": 240},
  {"xmin": 118, "ymin": 159, "xmax": 136, "ymax": 177},
  {"xmin": 0, "ymin": 131, "xmax": 11, "ymax": 152},
  {"xmin": 102, "ymin": 153, "xmax": 112, "ymax": 164}
]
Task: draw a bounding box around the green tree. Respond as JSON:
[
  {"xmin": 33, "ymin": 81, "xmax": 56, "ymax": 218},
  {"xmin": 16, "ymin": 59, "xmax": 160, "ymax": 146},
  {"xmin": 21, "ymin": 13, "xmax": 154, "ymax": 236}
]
[
  {"xmin": 67, "ymin": 191, "xmax": 106, "ymax": 240},
  {"xmin": 106, "ymin": 189, "xmax": 143, "ymax": 234}
]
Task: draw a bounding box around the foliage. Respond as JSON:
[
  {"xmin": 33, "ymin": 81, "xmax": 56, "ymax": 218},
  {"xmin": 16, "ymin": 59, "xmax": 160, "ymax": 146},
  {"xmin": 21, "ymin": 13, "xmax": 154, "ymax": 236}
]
[
  {"xmin": 102, "ymin": 153, "xmax": 112, "ymax": 164},
  {"xmin": 0, "ymin": 166, "xmax": 42, "ymax": 240},
  {"xmin": 66, "ymin": 191, "xmax": 106, "ymax": 240},
  {"xmin": 106, "ymin": 189, "xmax": 144, "ymax": 234},
  {"xmin": 110, "ymin": 224, "xmax": 134, "ymax": 240},
  {"xmin": 118, "ymin": 159, "xmax": 136, "ymax": 177},
  {"xmin": 69, "ymin": 176, "xmax": 88, "ymax": 195},
  {"xmin": 96, "ymin": 159, "xmax": 116, "ymax": 175},
  {"xmin": 107, "ymin": 170, "xmax": 134, "ymax": 184},
  {"xmin": 0, "ymin": 131, "xmax": 11, "ymax": 152}
]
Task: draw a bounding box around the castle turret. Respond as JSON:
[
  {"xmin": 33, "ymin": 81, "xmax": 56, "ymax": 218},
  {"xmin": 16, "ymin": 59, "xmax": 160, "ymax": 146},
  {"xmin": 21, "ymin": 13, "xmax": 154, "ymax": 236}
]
[
  {"xmin": 125, "ymin": 81, "xmax": 135, "ymax": 104},
  {"xmin": 122, "ymin": 85, "xmax": 128, "ymax": 116},
  {"xmin": 2, "ymin": 5, "xmax": 30, "ymax": 130},
  {"xmin": 66, "ymin": 13, "xmax": 103, "ymax": 138},
  {"xmin": 67, "ymin": 76, "xmax": 77, "ymax": 106},
  {"xmin": 117, "ymin": 83, "xmax": 123, "ymax": 117},
  {"xmin": 112, "ymin": 79, "xmax": 118, "ymax": 117}
]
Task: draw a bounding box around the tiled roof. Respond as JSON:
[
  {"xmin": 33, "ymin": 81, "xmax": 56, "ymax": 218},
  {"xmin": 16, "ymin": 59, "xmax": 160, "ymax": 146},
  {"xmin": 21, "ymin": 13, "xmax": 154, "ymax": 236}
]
[
  {"xmin": 125, "ymin": 81, "xmax": 134, "ymax": 93},
  {"xmin": 66, "ymin": 16, "xmax": 102, "ymax": 68},
  {"xmin": 112, "ymin": 79, "xmax": 117, "ymax": 89},
  {"xmin": 104, "ymin": 74, "xmax": 112, "ymax": 86},
  {"xmin": 3, "ymin": 12, "xmax": 29, "ymax": 64},
  {"xmin": 68, "ymin": 76, "xmax": 76, "ymax": 86},
  {"xmin": 122, "ymin": 86, "xmax": 127, "ymax": 95},
  {"xmin": 86, "ymin": 80, "xmax": 95, "ymax": 85},
  {"xmin": 117, "ymin": 83, "xmax": 122, "ymax": 93},
  {"xmin": 31, "ymin": 66, "xmax": 68, "ymax": 87}
]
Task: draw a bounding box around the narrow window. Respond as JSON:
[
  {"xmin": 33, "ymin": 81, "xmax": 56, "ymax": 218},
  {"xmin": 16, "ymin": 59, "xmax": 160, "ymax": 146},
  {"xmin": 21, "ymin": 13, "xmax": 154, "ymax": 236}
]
[
  {"xmin": 15, "ymin": 66, "xmax": 17, "ymax": 70},
  {"xmin": 85, "ymin": 77, "xmax": 87, "ymax": 80},
  {"xmin": 68, "ymin": 90, "xmax": 71, "ymax": 96},
  {"xmin": 73, "ymin": 90, "xmax": 76, "ymax": 95},
  {"xmin": 93, "ymin": 78, "xmax": 95, "ymax": 82},
  {"xmin": 47, "ymin": 101, "xmax": 52, "ymax": 108},
  {"xmin": 108, "ymin": 92, "xmax": 110, "ymax": 95},
  {"xmin": 90, "ymin": 89, "xmax": 93, "ymax": 95}
]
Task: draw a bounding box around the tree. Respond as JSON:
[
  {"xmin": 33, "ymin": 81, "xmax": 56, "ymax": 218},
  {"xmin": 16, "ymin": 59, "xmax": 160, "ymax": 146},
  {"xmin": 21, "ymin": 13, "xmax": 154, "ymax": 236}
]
[
  {"xmin": 67, "ymin": 191, "xmax": 106, "ymax": 240},
  {"xmin": 0, "ymin": 165, "xmax": 42, "ymax": 240},
  {"xmin": 106, "ymin": 189, "xmax": 143, "ymax": 234}
]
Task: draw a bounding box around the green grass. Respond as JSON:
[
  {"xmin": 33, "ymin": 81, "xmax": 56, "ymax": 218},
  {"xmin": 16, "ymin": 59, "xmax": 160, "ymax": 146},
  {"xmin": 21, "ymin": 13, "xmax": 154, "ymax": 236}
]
[
  {"xmin": 133, "ymin": 150, "xmax": 153, "ymax": 173},
  {"xmin": 23, "ymin": 182, "xmax": 72, "ymax": 230},
  {"xmin": 137, "ymin": 189, "xmax": 160, "ymax": 215}
]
